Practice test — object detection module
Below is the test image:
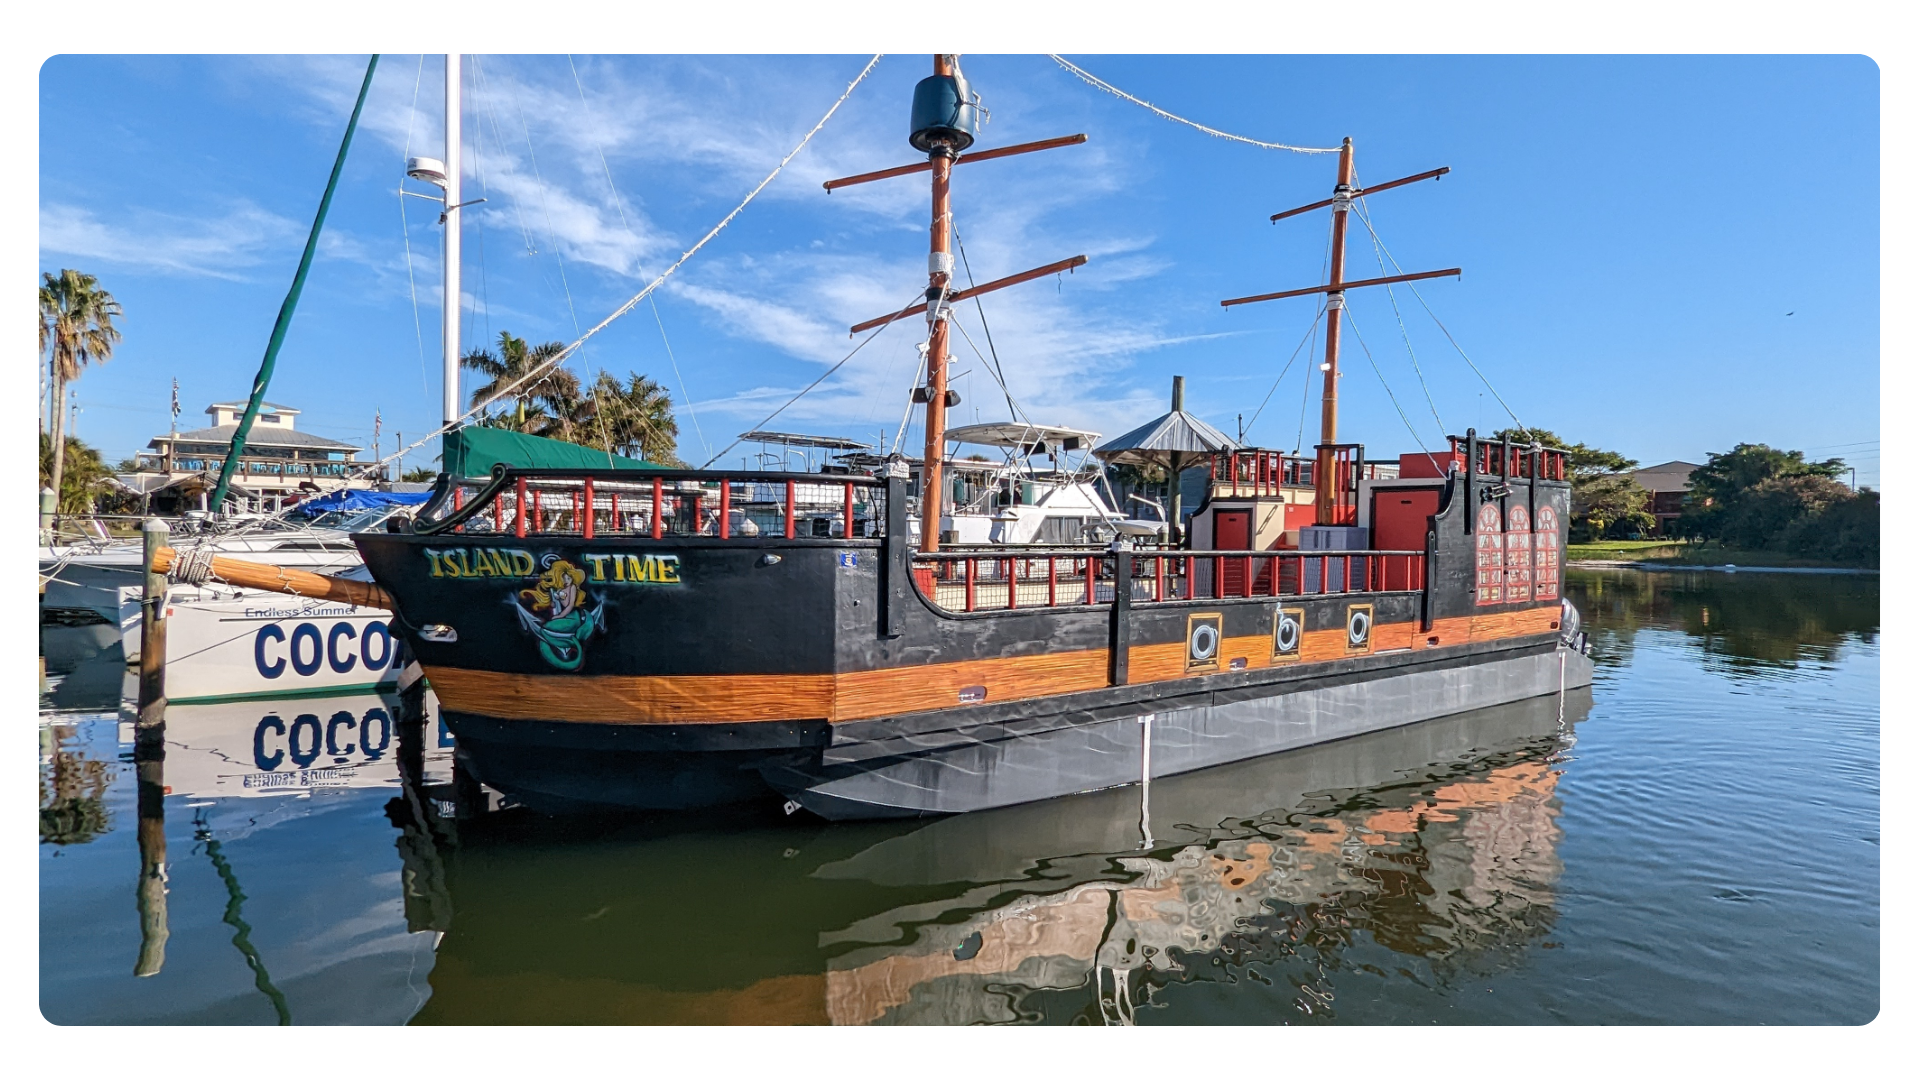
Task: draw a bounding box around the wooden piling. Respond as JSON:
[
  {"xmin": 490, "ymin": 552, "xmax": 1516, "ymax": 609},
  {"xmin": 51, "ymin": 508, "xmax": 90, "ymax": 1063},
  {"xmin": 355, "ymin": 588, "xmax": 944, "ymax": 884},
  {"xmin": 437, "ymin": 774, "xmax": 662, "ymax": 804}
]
[
  {"xmin": 132, "ymin": 749, "xmax": 169, "ymax": 977},
  {"xmin": 137, "ymin": 519, "xmax": 169, "ymax": 727}
]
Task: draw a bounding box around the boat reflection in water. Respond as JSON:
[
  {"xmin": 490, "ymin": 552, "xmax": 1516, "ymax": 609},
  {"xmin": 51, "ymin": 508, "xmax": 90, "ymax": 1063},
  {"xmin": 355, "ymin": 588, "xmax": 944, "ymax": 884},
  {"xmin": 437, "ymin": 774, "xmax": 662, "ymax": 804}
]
[
  {"xmin": 38, "ymin": 684, "xmax": 461, "ymax": 1025},
  {"xmin": 414, "ymin": 686, "xmax": 1588, "ymax": 1025}
]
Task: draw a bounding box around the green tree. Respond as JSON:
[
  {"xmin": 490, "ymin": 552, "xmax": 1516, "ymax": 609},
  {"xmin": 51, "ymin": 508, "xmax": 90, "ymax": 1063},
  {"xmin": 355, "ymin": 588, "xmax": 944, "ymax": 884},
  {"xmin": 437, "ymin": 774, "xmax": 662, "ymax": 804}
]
[
  {"xmin": 1795, "ymin": 488, "xmax": 1879, "ymax": 565},
  {"xmin": 39, "ymin": 270, "xmax": 122, "ymax": 511},
  {"xmin": 461, "ymin": 333, "xmax": 579, "ymax": 433},
  {"xmin": 1494, "ymin": 427, "xmax": 1651, "ymax": 539},
  {"xmin": 401, "ymin": 466, "xmax": 438, "ymax": 483},
  {"xmin": 583, "ymin": 371, "xmax": 680, "ymax": 464},
  {"xmin": 543, "ymin": 372, "xmax": 601, "ymax": 444},
  {"xmin": 39, "ymin": 433, "xmax": 113, "ymax": 515},
  {"xmin": 1677, "ymin": 443, "xmax": 1845, "ymax": 542}
]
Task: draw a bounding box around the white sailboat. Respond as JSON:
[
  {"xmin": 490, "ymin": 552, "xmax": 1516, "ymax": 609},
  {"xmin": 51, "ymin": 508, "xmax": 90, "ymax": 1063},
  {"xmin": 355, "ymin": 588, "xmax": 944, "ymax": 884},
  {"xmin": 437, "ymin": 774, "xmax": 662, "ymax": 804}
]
[{"xmin": 42, "ymin": 55, "xmax": 470, "ymax": 705}]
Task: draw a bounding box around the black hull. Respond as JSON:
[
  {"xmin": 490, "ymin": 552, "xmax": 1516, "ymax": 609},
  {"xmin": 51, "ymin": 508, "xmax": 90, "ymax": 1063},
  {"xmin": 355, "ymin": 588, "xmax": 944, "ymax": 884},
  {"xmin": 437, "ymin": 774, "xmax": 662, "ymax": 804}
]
[
  {"xmin": 445, "ymin": 713, "xmax": 821, "ymax": 812},
  {"xmin": 359, "ymin": 462, "xmax": 1581, "ymax": 820},
  {"xmin": 445, "ymin": 638, "xmax": 1592, "ymax": 819}
]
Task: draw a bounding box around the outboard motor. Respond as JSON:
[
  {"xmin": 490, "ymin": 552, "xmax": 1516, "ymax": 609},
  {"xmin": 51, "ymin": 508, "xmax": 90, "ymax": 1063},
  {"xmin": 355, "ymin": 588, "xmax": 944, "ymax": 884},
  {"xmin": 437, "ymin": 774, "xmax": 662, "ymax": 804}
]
[{"xmin": 1560, "ymin": 597, "xmax": 1588, "ymax": 654}]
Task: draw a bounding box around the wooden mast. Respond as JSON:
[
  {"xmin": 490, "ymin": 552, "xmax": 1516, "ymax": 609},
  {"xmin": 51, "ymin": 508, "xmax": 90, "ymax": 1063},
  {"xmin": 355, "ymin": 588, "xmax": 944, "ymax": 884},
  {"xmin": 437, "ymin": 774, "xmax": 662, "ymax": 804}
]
[
  {"xmin": 827, "ymin": 57, "xmax": 1089, "ymax": 551},
  {"xmin": 1219, "ymin": 145, "xmax": 1456, "ymax": 526},
  {"xmin": 919, "ymin": 54, "xmax": 958, "ymax": 553},
  {"xmin": 1315, "ymin": 137, "xmax": 1354, "ymax": 526}
]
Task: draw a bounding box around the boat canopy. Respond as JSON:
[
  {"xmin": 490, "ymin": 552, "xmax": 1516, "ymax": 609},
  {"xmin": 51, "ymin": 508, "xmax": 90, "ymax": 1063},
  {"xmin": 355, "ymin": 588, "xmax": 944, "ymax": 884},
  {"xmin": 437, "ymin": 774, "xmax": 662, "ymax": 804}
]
[
  {"xmin": 443, "ymin": 426, "xmax": 666, "ymax": 478},
  {"xmin": 945, "ymin": 422, "xmax": 1100, "ymax": 454},
  {"xmin": 738, "ymin": 430, "xmax": 874, "ymax": 451},
  {"xmin": 294, "ymin": 488, "xmax": 431, "ymax": 515}
]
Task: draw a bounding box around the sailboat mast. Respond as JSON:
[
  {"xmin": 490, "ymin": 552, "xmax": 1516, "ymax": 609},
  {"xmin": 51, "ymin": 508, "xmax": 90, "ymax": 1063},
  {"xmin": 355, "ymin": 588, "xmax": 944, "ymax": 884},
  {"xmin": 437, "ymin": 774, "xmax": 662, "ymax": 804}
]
[
  {"xmin": 442, "ymin": 53, "xmax": 463, "ymax": 430},
  {"xmin": 1314, "ymin": 136, "xmax": 1354, "ymax": 525},
  {"xmin": 917, "ymin": 54, "xmax": 958, "ymax": 553}
]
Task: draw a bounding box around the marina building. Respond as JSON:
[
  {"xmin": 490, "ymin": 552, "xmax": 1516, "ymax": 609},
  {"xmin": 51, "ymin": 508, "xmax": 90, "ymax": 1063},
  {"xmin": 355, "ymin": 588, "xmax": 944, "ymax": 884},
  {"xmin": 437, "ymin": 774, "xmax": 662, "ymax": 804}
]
[
  {"xmin": 1629, "ymin": 460, "xmax": 1701, "ymax": 536},
  {"xmin": 122, "ymin": 401, "xmax": 371, "ymax": 512}
]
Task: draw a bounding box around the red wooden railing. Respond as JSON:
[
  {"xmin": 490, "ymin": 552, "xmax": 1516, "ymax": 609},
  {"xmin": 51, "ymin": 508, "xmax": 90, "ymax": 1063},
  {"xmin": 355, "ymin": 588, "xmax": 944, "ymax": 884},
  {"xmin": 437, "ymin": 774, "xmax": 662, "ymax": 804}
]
[
  {"xmin": 1451, "ymin": 436, "xmax": 1566, "ymax": 481},
  {"xmin": 910, "ymin": 547, "xmax": 1426, "ymax": 612},
  {"xmin": 1210, "ymin": 450, "xmax": 1316, "ymax": 497},
  {"xmin": 432, "ymin": 473, "xmax": 883, "ymax": 540}
]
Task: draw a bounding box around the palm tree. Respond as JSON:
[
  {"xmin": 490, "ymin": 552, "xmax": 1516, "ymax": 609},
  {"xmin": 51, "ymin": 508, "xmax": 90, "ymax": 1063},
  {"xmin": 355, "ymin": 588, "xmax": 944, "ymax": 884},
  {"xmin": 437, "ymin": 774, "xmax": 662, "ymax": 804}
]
[
  {"xmin": 39, "ymin": 270, "xmax": 122, "ymax": 512},
  {"xmin": 592, "ymin": 371, "xmax": 681, "ymax": 465},
  {"xmin": 542, "ymin": 370, "xmax": 602, "ymax": 443},
  {"xmin": 39, "ymin": 433, "xmax": 113, "ymax": 515},
  {"xmin": 461, "ymin": 332, "xmax": 578, "ymax": 431}
]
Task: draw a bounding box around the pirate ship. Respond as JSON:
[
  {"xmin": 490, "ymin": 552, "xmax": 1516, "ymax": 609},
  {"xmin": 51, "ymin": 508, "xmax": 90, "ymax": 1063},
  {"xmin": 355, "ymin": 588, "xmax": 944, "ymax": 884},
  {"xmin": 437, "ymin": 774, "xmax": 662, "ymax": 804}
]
[{"xmin": 169, "ymin": 56, "xmax": 1592, "ymax": 819}]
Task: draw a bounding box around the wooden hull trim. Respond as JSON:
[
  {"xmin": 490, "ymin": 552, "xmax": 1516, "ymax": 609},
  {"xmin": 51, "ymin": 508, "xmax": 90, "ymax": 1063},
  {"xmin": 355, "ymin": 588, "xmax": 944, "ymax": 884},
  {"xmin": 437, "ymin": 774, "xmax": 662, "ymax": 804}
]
[{"xmin": 424, "ymin": 607, "xmax": 1561, "ymax": 726}]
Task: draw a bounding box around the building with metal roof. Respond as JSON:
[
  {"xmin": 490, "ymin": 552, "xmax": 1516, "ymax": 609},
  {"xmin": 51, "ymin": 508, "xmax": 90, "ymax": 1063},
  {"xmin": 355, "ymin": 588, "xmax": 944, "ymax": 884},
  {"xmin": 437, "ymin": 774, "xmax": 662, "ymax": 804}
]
[{"xmin": 126, "ymin": 401, "xmax": 370, "ymax": 512}]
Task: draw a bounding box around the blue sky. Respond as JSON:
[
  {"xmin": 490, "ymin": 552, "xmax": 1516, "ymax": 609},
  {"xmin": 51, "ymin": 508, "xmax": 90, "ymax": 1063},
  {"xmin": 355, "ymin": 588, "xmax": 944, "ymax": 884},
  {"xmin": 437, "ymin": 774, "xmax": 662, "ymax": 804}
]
[{"xmin": 38, "ymin": 53, "xmax": 1879, "ymax": 485}]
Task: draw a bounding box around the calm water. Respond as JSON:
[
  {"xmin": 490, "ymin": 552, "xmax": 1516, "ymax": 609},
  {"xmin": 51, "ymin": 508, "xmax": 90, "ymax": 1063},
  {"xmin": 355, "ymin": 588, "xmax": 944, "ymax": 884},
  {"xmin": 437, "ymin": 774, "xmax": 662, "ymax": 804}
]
[{"xmin": 39, "ymin": 568, "xmax": 1879, "ymax": 1024}]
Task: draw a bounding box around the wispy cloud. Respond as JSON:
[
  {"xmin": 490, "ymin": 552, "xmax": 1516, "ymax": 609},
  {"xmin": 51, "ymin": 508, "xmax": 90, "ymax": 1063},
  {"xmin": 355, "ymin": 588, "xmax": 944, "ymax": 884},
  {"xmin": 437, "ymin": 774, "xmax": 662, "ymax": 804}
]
[
  {"xmin": 39, "ymin": 201, "xmax": 303, "ymax": 279},
  {"xmin": 227, "ymin": 54, "xmax": 1216, "ymax": 444}
]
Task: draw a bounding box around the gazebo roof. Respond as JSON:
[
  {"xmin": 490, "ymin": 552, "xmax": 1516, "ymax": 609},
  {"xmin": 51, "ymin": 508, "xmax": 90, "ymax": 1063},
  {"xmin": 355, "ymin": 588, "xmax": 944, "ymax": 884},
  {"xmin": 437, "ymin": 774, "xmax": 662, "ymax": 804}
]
[{"xmin": 1092, "ymin": 410, "xmax": 1238, "ymax": 467}]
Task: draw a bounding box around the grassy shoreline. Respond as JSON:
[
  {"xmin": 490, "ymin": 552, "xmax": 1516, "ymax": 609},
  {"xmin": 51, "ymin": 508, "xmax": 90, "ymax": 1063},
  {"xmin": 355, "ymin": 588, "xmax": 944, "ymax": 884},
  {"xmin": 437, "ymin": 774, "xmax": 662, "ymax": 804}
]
[{"xmin": 1566, "ymin": 539, "xmax": 1874, "ymax": 570}]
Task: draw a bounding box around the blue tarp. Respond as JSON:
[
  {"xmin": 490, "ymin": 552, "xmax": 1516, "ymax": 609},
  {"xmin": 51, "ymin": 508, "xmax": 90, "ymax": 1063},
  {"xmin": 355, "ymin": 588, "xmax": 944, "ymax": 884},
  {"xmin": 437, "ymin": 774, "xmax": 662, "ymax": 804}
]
[{"xmin": 295, "ymin": 488, "xmax": 432, "ymax": 515}]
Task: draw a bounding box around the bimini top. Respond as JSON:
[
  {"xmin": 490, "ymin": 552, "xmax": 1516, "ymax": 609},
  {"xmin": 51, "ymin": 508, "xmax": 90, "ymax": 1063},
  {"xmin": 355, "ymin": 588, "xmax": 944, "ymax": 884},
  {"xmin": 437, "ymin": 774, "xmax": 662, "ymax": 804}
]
[
  {"xmin": 738, "ymin": 430, "xmax": 874, "ymax": 451},
  {"xmin": 945, "ymin": 422, "xmax": 1100, "ymax": 454},
  {"xmin": 1092, "ymin": 410, "xmax": 1238, "ymax": 467}
]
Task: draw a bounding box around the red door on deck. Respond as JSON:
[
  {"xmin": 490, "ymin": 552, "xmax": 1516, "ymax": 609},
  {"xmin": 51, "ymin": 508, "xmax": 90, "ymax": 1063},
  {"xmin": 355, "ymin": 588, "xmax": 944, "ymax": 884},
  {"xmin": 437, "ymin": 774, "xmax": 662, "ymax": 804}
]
[
  {"xmin": 1370, "ymin": 488, "xmax": 1439, "ymax": 591},
  {"xmin": 1216, "ymin": 509, "xmax": 1253, "ymax": 595}
]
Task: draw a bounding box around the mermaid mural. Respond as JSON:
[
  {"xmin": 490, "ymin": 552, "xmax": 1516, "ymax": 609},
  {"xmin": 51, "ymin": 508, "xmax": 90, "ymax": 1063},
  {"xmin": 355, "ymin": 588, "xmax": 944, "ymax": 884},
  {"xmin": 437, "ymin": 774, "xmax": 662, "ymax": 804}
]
[{"xmin": 511, "ymin": 555, "xmax": 606, "ymax": 671}]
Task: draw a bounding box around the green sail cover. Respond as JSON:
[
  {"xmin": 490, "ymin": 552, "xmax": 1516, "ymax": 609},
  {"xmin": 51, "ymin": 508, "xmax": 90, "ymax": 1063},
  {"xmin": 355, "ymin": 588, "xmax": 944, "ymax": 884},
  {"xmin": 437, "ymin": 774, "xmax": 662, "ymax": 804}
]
[{"xmin": 444, "ymin": 427, "xmax": 666, "ymax": 478}]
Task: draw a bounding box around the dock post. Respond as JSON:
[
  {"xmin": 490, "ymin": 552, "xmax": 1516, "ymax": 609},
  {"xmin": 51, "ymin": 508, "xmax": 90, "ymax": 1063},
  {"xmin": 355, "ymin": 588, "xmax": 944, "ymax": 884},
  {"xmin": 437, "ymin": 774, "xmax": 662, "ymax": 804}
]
[
  {"xmin": 133, "ymin": 517, "xmax": 171, "ymax": 975},
  {"xmin": 1108, "ymin": 540, "xmax": 1132, "ymax": 686},
  {"xmin": 137, "ymin": 518, "xmax": 170, "ymax": 726}
]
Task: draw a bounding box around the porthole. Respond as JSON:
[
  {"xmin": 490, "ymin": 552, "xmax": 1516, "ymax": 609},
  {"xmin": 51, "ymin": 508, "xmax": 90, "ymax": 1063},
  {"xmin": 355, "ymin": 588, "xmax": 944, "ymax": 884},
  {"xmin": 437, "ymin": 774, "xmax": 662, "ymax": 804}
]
[
  {"xmin": 1191, "ymin": 622, "xmax": 1219, "ymax": 660},
  {"xmin": 1186, "ymin": 613, "xmax": 1224, "ymax": 671},
  {"xmin": 1273, "ymin": 606, "xmax": 1304, "ymax": 661},
  {"xmin": 1345, "ymin": 604, "xmax": 1373, "ymax": 652}
]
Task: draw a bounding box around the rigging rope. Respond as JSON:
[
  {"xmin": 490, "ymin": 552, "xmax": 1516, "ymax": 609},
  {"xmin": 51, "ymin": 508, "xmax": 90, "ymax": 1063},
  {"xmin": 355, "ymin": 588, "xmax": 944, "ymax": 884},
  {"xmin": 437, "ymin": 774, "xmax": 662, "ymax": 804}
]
[
  {"xmin": 699, "ymin": 288, "xmax": 924, "ymax": 469},
  {"xmin": 1048, "ymin": 56, "xmax": 1339, "ymax": 154},
  {"xmin": 464, "ymin": 58, "xmax": 497, "ymax": 361},
  {"xmin": 1294, "ymin": 331, "xmax": 1314, "ymax": 455},
  {"xmin": 1244, "ymin": 299, "xmax": 1325, "ymax": 434},
  {"xmin": 399, "ymin": 54, "xmax": 431, "ymax": 401},
  {"xmin": 649, "ymin": 297, "xmax": 707, "ymax": 463},
  {"xmin": 1350, "ymin": 200, "xmax": 1524, "ymax": 431},
  {"xmin": 363, "ymin": 53, "xmax": 885, "ymax": 479},
  {"xmin": 503, "ymin": 57, "xmax": 584, "ymax": 347},
  {"xmin": 951, "ymin": 225, "xmax": 1022, "ymax": 424},
  {"xmin": 473, "ymin": 55, "xmax": 539, "ymax": 256},
  {"xmin": 568, "ymin": 54, "xmax": 700, "ymax": 464},
  {"xmin": 1344, "ymin": 308, "xmax": 1443, "ymax": 472},
  {"xmin": 1293, "ymin": 212, "xmax": 1336, "ymax": 453},
  {"xmin": 1351, "ymin": 182, "xmax": 1448, "ymax": 441},
  {"xmin": 493, "ymin": 56, "xmax": 614, "ymax": 464},
  {"xmin": 889, "ymin": 344, "xmax": 927, "ymax": 457}
]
